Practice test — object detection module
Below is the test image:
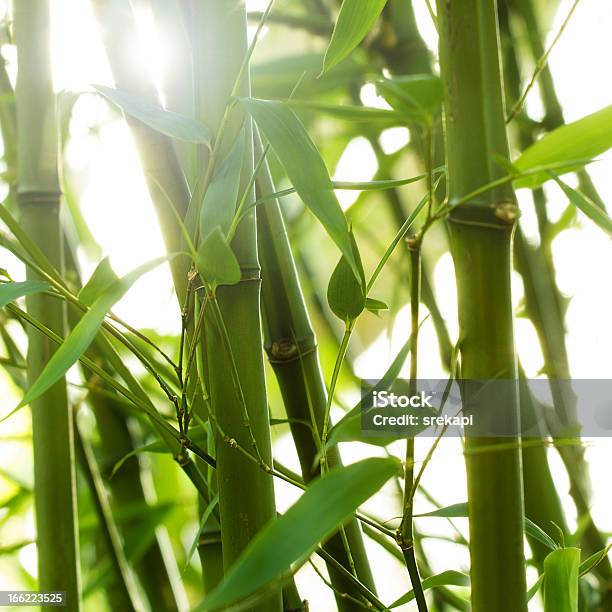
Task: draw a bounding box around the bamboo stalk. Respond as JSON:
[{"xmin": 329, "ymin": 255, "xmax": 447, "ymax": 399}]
[
  {"xmin": 89, "ymin": 0, "xmax": 225, "ymax": 591},
  {"xmin": 436, "ymin": 1, "xmax": 527, "ymax": 610},
  {"xmin": 14, "ymin": 2, "xmax": 81, "ymax": 609},
  {"xmin": 255, "ymin": 134, "xmax": 377, "ymax": 609},
  {"xmin": 191, "ymin": 3, "xmax": 280, "ymax": 610},
  {"xmin": 74, "ymin": 426, "xmax": 143, "ymax": 611},
  {"xmin": 500, "ymin": 3, "xmax": 612, "ymax": 596},
  {"xmin": 59, "ymin": 223, "xmax": 186, "ymax": 611},
  {"xmin": 89, "ymin": 0, "xmax": 191, "ymax": 301}
]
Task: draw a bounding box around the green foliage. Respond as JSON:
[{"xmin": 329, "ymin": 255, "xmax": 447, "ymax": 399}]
[
  {"xmin": 199, "ymin": 133, "xmax": 245, "ymax": 239},
  {"xmin": 16, "ymin": 258, "xmax": 167, "ymax": 412},
  {"xmin": 94, "ymin": 85, "xmax": 212, "ymax": 143},
  {"xmin": 196, "ymin": 227, "xmax": 241, "ymax": 289},
  {"xmin": 417, "ymin": 502, "xmax": 559, "ymax": 552},
  {"xmin": 376, "ymin": 75, "xmax": 443, "ymax": 124},
  {"xmin": 198, "ymin": 458, "xmax": 400, "ymax": 611},
  {"xmin": 553, "ymin": 175, "xmax": 612, "ymax": 237},
  {"xmin": 322, "ymin": 0, "xmax": 388, "ymax": 73},
  {"xmin": 327, "ymin": 250, "xmax": 365, "ymax": 323},
  {"xmin": 77, "ymin": 257, "xmax": 118, "ymax": 306},
  {"xmin": 514, "ymin": 105, "xmax": 612, "ymax": 187},
  {"xmin": 240, "ymin": 98, "xmax": 361, "ymax": 281},
  {"xmin": 543, "ymin": 548, "xmax": 580, "ymax": 612},
  {"xmin": 390, "ymin": 570, "xmax": 470, "ymax": 608},
  {"xmin": 0, "ymin": 280, "xmax": 50, "ymax": 308}
]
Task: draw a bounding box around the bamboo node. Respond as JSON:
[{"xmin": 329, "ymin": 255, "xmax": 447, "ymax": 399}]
[
  {"xmin": 270, "ymin": 339, "xmax": 298, "ymax": 360},
  {"xmin": 405, "ymin": 233, "xmax": 420, "ymax": 251},
  {"xmin": 267, "ymin": 336, "xmax": 317, "ymax": 363},
  {"xmin": 493, "ymin": 200, "xmax": 520, "ymax": 224}
]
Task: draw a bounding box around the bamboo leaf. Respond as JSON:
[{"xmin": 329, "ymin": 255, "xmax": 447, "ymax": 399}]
[
  {"xmin": 14, "ymin": 258, "xmax": 167, "ymax": 412},
  {"xmin": 579, "ymin": 543, "xmax": 612, "ymax": 577},
  {"xmin": 78, "ymin": 257, "xmax": 118, "ymax": 306},
  {"xmin": 376, "ymin": 75, "xmax": 443, "ymax": 124},
  {"xmin": 200, "ymin": 133, "xmax": 245, "ymax": 239},
  {"xmin": 183, "ymin": 493, "xmax": 220, "ymax": 575},
  {"xmin": 322, "ymin": 0, "xmax": 388, "ymax": 73},
  {"xmin": 527, "ymin": 574, "xmax": 545, "ymax": 601},
  {"xmin": 198, "ymin": 458, "xmax": 400, "ymax": 611},
  {"xmin": 240, "ymin": 98, "xmax": 361, "ymax": 280},
  {"xmin": 365, "ymin": 297, "xmax": 388, "ymax": 313},
  {"xmin": 327, "ymin": 250, "xmax": 365, "ymax": 323},
  {"xmin": 390, "ymin": 570, "xmax": 470, "ymax": 608},
  {"xmin": 514, "ymin": 105, "xmax": 612, "ymax": 188},
  {"xmin": 196, "ymin": 227, "xmax": 241, "ymax": 288},
  {"xmin": 0, "ymin": 281, "xmax": 50, "ymax": 309},
  {"xmin": 284, "ymin": 99, "xmax": 402, "ymax": 123},
  {"xmin": 324, "ymin": 325, "xmax": 429, "ymax": 450},
  {"xmin": 415, "ymin": 502, "xmax": 469, "ymax": 519},
  {"xmin": 544, "ymin": 548, "xmax": 580, "ymax": 612},
  {"xmin": 94, "ymin": 84, "xmax": 212, "ymax": 143},
  {"xmin": 552, "ymin": 175, "xmax": 612, "ymax": 237},
  {"xmin": 417, "ymin": 503, "xmax": 560, "ymax": 551}
]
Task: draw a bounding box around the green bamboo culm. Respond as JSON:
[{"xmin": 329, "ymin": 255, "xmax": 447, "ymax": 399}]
[
  {"xmin": 14, "ymin": 1, "xmax": 81, "ymax": 609},
  {"xmin": 436, "ymin": 1, "xmax": 527, "ymax": 611},
  {"xmin": 255, "ymin": 135, "xmax": 377, "ymax": 610},
  {"xmin": 192, "ymin": 3, "xmax": 280, "ymax": 610}
]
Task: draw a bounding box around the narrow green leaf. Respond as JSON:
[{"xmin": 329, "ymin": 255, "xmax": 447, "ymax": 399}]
[
  {"xmin": 527, "ymin": 574, "xmax": 545, "ymax": 601},
  {"xmin": 524, "ymin": 517, "xmax": 561, "ymax": 552},
  {"xmin": 284, "ymin": 99, "xmax": 402, "ymax": 124},
  {"xmin": 324, "ymin": 324, "xmax": 429, "ymax": 449},
  {"xmin": 553, "ymin": 175, "xmax": 612, "ymax": 237},
  {"xmin": 94, "ymin": 84, "xmax": 212, "ymax": 143},
  {"xmin": 514, "ymin": 105, "xmax": 612, "ymax": 188},
  {"xmin": 240, "ymin": 98, "xmax": 360, "ymax": 280},
  {"xmin": 196, "ymin": 227, "xmax": 241, "ymax": 288},
  {"xmin": 200, "ymin": 133, "xmax": 245, "ymax": 239},
  {"xmin": 365, "ymin": 297, "xmax": 388, "ymax": 312},
  {"xmin": 183, "ymin": 493, "xmax": 220, "ymax": 575},
  {"xmin": 322, "ymin": 0, "xmax": 388, "ymax": 73},
  {"xmin": 198, "ymin": 458, "xmax": 400, "ymax": 611},
  {"xmin": 0, "ymin": 281, "xmax": 50, "ymax": 309},
  {"xmin": 78, "ymin": 257, "xmax": 118, "ymax": 306},
  {"xmin": 376, "ymin": 75, "xmax": 443, "ymax": 124},
  {"xmin": 417, "ymin": 502, "xmax": 560, "ymax": 551},
  {"xmin": 415, "ymin": 502, "xmax": 469, "ymax": 519},
  {"xmin": 16, "ymin": 258, "xmax": 167, "ymax": 411},
  {"xmin": 544, "ymin": 548, "xmax": 580, "ymax": 612},
  {"xmin": 579, "ymin": 543, "xmax": 612, "ymax": 577},
  {"xmin": 390, "ymin": 570, "xmax": 470, "ymax": 608}
]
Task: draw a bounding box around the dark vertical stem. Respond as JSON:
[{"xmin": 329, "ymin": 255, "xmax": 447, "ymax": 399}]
[
  {"xmin": 255, "ymin": 135, "xmax": 376, "ymax": 610},
  {"xmin": 398, "ymin": 241, "xmax": 427, "ymax": 612},
  {"xmin": 436, "ymin": 1, "xmax": 527, "ymax": 610},
  {"xmin": 15, "ymin": 2, "xmax": 81, "ymax": 609}
]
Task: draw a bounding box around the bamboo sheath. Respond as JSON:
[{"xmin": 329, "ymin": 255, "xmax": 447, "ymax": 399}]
[
  {"xmin": 14, "ymin": 1, "xmax": 81, "ymax": 609},
  {"xmin": 436, "ymin": 1, "xmax": 527, "ymax": 610}
]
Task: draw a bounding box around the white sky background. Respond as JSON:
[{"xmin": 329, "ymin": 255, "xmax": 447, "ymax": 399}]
[{"xmin": 0, "ymin": 0, "xmax": 611, "ymax": 610}]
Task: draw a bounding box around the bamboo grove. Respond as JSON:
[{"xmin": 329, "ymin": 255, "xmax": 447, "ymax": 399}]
[{"xmin": 1, "ymin": 0, "xmax": 611, "ymax": 610}]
